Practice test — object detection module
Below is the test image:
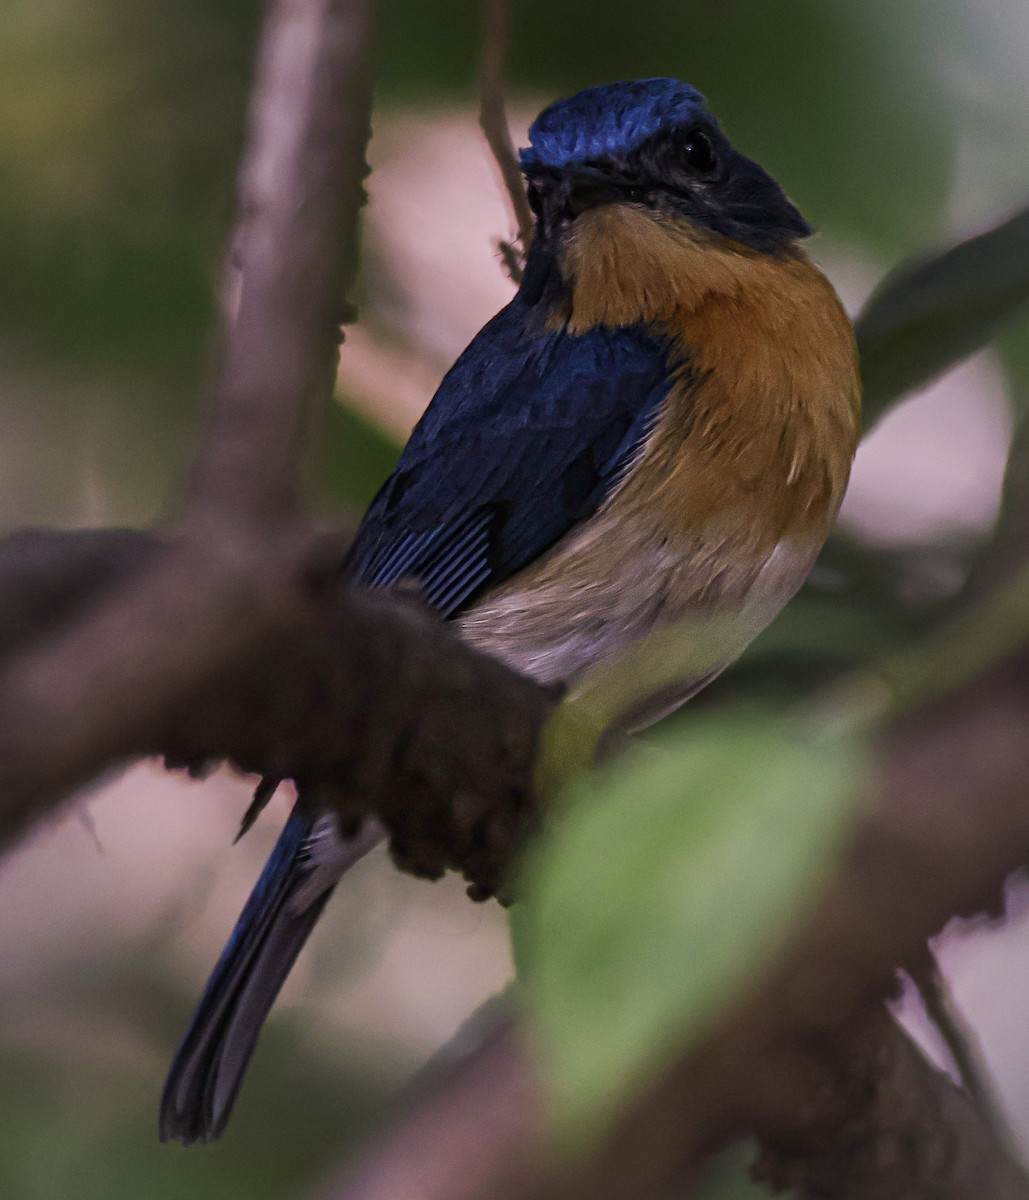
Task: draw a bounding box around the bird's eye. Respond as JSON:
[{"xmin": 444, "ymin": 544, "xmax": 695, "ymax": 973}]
[{"xmin": 682, "ymin": 130, "xmax": 716, "ymax": 173}]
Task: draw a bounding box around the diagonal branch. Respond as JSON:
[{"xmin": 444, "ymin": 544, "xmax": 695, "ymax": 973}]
[{"xmin": 0, "ymin": 525, "xmax": 555, "ymax": 895}]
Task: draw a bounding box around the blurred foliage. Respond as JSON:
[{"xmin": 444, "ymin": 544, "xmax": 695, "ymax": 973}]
[
  {"xmin": 689, "ymin": 1141, "xmax": 781, "ymax": 1200},
  {"xmin": 316, "ymin": 399, "xmax": 400, "ymax": 514},
  {"xmin": 991, "ymin": 322, "xmax": 1029, "ymax": 554},
  {"xmin": 380, "ymin": 0, "xmax": 953, "ymax": 257},
  {"xmin": 2, "ymin": 0, "xmax": 1029, "ymax": 1191},
  {"xmin": 0, "ymin": 0, "xmax": 261, "ymax": 527},
  {"xmin": 512, "ymin": 710, "xmax": 866, "ymax": 1150},
  {"xmin": 0, "ymin": 957, "xmax": 395, "ymax": 1200},
  {"xmin": 858, "ymin": 207, "xmax": 1029, "ymax": 425},
  {"xmin": 0, "ymin": 0, "xmax": 257, "ymax": 369}
]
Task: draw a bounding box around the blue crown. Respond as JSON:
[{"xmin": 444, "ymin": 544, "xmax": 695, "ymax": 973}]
[{"xmin": 520, "ymin": 79, "xmax": 708, "ymax": 171}]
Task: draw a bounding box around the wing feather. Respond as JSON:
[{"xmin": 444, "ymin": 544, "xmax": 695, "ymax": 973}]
[{"xmin": 346, "ymin": 295, "xmax": 676, "ymax": 615}]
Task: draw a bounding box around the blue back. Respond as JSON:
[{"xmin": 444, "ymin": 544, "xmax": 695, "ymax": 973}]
[{"xmin": 346, "ymin": 262, "xmax": 675, "ymax": 612}]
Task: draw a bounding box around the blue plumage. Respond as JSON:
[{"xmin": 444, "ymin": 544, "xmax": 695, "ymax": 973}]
[
  {"xmin": 347, "ymin": 272, "xmax": 674, "ymax": 613},
  {"xmin": 520, "ymin": 79, "xmax": 810, "ymax": 251},
  {"xmin": 521, "ymin": 78, "xmax": 706, "ymax": 170}
]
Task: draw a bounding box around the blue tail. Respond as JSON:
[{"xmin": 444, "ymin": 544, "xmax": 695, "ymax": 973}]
[{"xmin": 159, "ymin": 804, "xmax": 382, "ymax": 1144}]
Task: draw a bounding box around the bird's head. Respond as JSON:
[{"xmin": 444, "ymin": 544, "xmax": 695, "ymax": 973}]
[{"xmin": 520, "ymin": 79, "xmax": 811, "ymax": 253}]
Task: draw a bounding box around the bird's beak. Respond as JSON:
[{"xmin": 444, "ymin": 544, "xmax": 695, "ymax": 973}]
[
  {"xmin": 560, "ymin": 172, "xmax": 627, "ymax": 218},
  {"xmin": 524, "ymin": 165, "xmax": 639, "ymax": 237}
]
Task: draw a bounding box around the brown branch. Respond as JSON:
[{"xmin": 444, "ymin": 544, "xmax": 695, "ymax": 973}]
[
  {"xmin": 0, "ymin": 529, "xmax": 159, "ymax": 661},
  {"xmin": 0, "ymin": 527, "xmax": 555, "ymax": 896},
  {"xmin": 321, "ymin": 647, "xmax": 1029, "ymax": 1200},
  {"xmin": 752, "ymin": 1008, "xmax": 1029, "ymax": 1200},
  {"xmin": 478, "ymin": 0, "xmax": 533, "ymax": 283}
]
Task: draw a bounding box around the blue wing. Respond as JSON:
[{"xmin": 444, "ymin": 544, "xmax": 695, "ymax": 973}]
[{"xmin": 345, "ymin": 293, "xmax": 675, "ymax": 611}]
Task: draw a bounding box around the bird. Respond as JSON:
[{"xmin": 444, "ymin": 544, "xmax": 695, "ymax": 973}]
[{"xmin": 159, "ymin": 77, "xmax": 861, "ymax": 1144}]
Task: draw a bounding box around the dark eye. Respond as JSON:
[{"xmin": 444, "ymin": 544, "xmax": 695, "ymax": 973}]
[{"xmin": 682, "ymin": 130, "xmax": 716, "ymax": 173}]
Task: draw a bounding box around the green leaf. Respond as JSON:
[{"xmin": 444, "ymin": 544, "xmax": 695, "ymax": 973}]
[
  {"xmin": 857, "ymin": 206, "xmax": 1029, "ymax": 428},
  {"xmin": 511, "ymin": 709, "xmax": 866, "ymax": 1151}
]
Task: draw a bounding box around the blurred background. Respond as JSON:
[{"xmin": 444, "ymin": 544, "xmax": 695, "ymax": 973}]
[{"xmin": 0, "ymin": 0, "xmax": 1027, "ymax": 1195}]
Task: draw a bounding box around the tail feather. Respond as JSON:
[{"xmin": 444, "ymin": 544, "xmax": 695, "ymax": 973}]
[{"xmin": 159, "ymin": 805, "xmax": 383, "ymax": 1144}]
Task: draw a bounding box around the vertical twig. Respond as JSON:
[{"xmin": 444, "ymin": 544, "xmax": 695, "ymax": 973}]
[
  {"xmin": 187, "ymin": 0, "xmax": 374, "ymax": 522},
  {"xmin": 478, "ymin": 0, "xmax": 533, "ymax": 283}
]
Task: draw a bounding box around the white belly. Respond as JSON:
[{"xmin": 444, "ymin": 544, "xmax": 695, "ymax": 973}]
[{"xmin": 458, "ymin": 510, "xmax": 822, "ymax": 734}]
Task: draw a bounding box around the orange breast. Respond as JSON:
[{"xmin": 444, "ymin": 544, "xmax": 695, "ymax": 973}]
[{"xmin": 560, "ymin": 205, "xmax": 862, "ymax": 562}]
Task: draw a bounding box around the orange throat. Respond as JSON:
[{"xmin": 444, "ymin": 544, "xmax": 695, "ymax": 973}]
[{"xmin": 556, "ymin": 203, "xmax": 862, "ymax": 555}]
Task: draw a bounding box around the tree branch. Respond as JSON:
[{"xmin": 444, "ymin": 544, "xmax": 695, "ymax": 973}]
[
  {"xmin": 752, "ymin": 1008, "xmax": 1029, "ymax": 1200},
  {"xmin": 907, "ymin": 952, "xmax": 1016, "ymax": 1152},
  {"xmin": 0, "ymin": 527, "xmax": 555, "ymax": 896}
]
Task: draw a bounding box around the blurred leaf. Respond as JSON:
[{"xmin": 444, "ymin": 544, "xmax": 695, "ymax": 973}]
[
  {"xmin": 0, "ymin": 957, "xmax": 395, "ymax": 1200},
  {"xmin": 735, "ymin": 594, "xmax": 895, "ymax": 674},
  {"xmin": 965, "ymin": 321, "xmax": 1029, "ymax": 593},
  {"xmin": 998, "ymin": 319, "xmax": 1029, "ymax": 419},
  {"xmin": 689, "ymin": 1141, "xmax": 783, "ymax": 1200},
  {"xmin": 511, "ymin": 710, "xmax": 866, "ymax": 1150},
  {"xmin": 0, "ymin": 0, "xmax": 259, "ymax": 370},
  {"xmin": 857, "ymin": 206, "xmax": 1029, "ymax": 427},
  {"xmin": 0, "ymin": 0, "xmax": 262, "ymax": 526}
]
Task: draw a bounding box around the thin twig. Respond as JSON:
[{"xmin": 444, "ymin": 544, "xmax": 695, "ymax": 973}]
[
  {"xmin": 909, "ymin": 952, "xmax": 1020, "ymax": 1153},
  {"xmin": 478, "ymin": 0, "xmax": 532, "ymax": 283}
]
